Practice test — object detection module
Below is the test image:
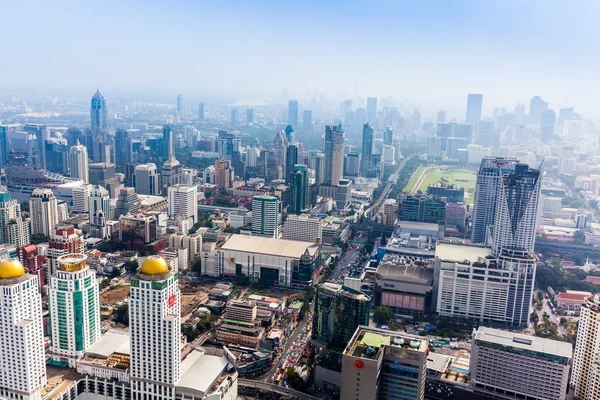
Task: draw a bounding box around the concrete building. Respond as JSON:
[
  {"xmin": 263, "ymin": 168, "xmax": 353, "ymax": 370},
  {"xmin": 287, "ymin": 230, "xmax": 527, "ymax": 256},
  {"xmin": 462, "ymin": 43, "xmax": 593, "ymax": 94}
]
[
  {"xmin": 282, "ymin": 214, "xmax": 322, "ymax": 243},
  {"xmin": 88, "ymin": 185, "xmax": 111, "ymax": 224},
  {"xmin": 161, "ymin": 156, "xmax": 182, "ymax": 196},
  {"xmin": 46, "ymin": 224, "xmax": 85, "ymax": 276},
  {"xmin": 72, "ymin": 184, "xmax": 90, "ymax": 214},
  {"xmin": 29, "ymin": 188, "xmax": 59, "ymax": 236},
  {"xmin": 324, "ymin": 124, "xmax": 345, "ymax": 186},
  {"xmin": 0, "ymin": 259, "xmax": 46, "ymax": 400},
  {"xmin": 225, "ymin": 299, "xmax": 257, "ymax": 323},
  {"xmin": 119, "ymin": 213, "xmax": 157, "ymax": 244},
  {"xmin": 470, "ymin": 327, "xmax": 571, "ymax": 400},
  {"xmin": 0, "ymin": 191, "xmax": 30, "ymax": 247},
  {"xmin": 572, "ymin": 294, "xmax": 600, "ymax": 400},
  {"xmin": 114, "ymin": 187, "xmax": 140, "ymax": 218},
  {"xmin": 168, "ymin": 185, "xmax": 198, "ymax": 224},
  {"xmin": 341, "ymin": 326, "xmax": 427, "ymax": 400},
  {"xmin": 361, "ymin": 123, "xmax": 374, "ymax": 177},
  {"xmin": 290, "ymin": 164, "xmax": 309, "ymax": 215},
  {"xmin": 251, "ymin": 195, "xmax": 281, "ymax": 238},
  {"xmin": 465, "ymin": 94, "xmax": 483, "ymax": 126},
  {"xmin": 69, "ymin": 139, "xmax": 89, "ymax": 183},
  {"xmin": 48, "ymin": 254, "xmax": 101, "ymax": 366},
  {"xmin": 336, "ymin": 179, "xmax": 352, "ymax": 211},
  {"xmin": 383, "ymin": 198, "xmax": 398, "ymax": 226},
  {"xmin": 134, "ymin": 163, "xmax": 160, "ymax": 196}
]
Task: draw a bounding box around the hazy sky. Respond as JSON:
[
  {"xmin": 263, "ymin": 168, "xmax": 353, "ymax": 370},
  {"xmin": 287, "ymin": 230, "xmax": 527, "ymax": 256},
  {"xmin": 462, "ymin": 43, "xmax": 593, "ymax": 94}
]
[{"xmin": 1, "ymin": 0, "xmax": 599, "ymax": 117}]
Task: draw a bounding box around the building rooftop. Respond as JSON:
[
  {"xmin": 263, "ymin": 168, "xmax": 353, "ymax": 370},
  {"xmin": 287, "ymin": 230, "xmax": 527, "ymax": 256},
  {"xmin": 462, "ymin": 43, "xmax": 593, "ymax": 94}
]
[
  {"xmin": 85, "ymin": 330, "xmax": 130, "ymax": 358},
  {"xmin": 426, "ymin": 352, "xmax": 452, "ymax": 373},
  {"xmin": 177, "ymin": 349, "xmax": 231, "ymax": 396},
  {"xmin": 345, "ymin": 326, "xmax": 427, "ymax": 360},
  {"xmin": 320, "ymin": 282, "xmax": 370, "ymax": 301},
  {"xmin": 435, "ymin": 241, "xmax": 492, "ymax": 263},
  {"xmin": 376, "ymin": 256, "xmax": 432, "ymax": 285},
  {"xmin": 220, "ymin": 234, "xmax": 319, "ymax": 258},
  {"xmin": 473, "ymin": 327, "xmax": 572, "ymax": 359}
]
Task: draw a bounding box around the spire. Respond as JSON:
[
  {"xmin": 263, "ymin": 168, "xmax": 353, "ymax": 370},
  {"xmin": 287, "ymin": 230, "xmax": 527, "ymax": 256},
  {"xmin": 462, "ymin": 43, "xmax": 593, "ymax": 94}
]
[
  {"xmin": 92, "ymin": 89, "xmax": 105, "ymax": 101},
  {"xmin": 75, "ymin": 138, "xmax": 81, "ymax": 146}
]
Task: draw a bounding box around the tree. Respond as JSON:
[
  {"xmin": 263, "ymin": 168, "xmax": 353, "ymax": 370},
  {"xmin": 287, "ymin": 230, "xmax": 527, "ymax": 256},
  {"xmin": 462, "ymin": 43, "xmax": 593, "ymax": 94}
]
[
  {"xmin": 574, "ymin": 230, "xmax": 586, "ymax": 245},
  {"xmin": 125, "ymin": 260, "xmax": 139, "ymax": 274},
  {"xmin": 110, "ymin": 268, "xmax": 121, "ymax": 279},
  {"xmin": 285, "ymin": 368, "xmax": 308, "ymax": 392},
  {"xmin": 590, "ymin": 199, "xmax": 599, "ymax": 211},
  {"xmin": 191, "ymin": 258, "xmax": 202, "ymax": 274},
  {"xmin": 373, "ymin": 306, "xmax": 394, "ymax": 324},
  {"xmin": 30, "ymin": 234, "xmax": 50, "ymax": 245},
  {"xmin": 99, "ymin": 278, "xmax": 111, "ymax": 290},
  {"xmin": 114, "ymin": 303, "xmax": 129, "ymax": 326}
]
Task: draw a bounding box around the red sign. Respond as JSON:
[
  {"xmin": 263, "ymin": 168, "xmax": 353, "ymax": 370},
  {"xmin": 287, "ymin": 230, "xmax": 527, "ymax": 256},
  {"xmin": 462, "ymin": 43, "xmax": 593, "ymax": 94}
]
[
  {"xmin": 168, "ymin": 294, "xmax": 176, "ymax": 308},
  {"xmin": 355, "ymin": 360, "xmax": 364, "ymax": 369}
]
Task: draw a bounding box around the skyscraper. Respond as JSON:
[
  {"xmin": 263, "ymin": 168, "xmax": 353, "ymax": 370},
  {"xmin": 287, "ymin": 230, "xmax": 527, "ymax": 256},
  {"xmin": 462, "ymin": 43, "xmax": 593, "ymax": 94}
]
[
  {"xmin": 90, "ymin": 90, "xmax": 108, "ymax": 162},
  {"xmin": 360, "ymin": 123, "xmax": 374, "ymax": 177},
  {"xmin": 23, "ymin": 124, "xmax": 49, "ymax": 169},
  {"xmin": 46, "ymin": 224, "xmax": 85, "ymax": 276},
  {"xmin": 302, "ymin": 110, "xmax": 312, "ymax": 132},
  {"xmin": 88, "ymin": 185, "xmax": 111, "ymax": 228},
  {"xmin": 540, "ymin": 109, "xmax": 556, "ymax": 142},
  {"xmin": 48, "ymin": 253, "xmax": 101, "ymax": 366},
  {"xmin": 272, "ymin": 130, "xmax": 288, "ymax": 172},
  {"xmin": 366, "ymin": 97, "xmax": 377, "ymax": 124},
  {"xmin": 114, "ymin": 187, "xmax": 140, "ymax": 218},
  {"xmin": 0, "ymin": 259, "xmax": 46, "ymax": 400},
  {"xmin": 163, "ymin": 124, "xmax": 173, "ymax": 159},
  {"xmin": 324, "ymin": 124, "xmax": 345, "ymax": 186},
  {"xmin": 288, "ymin": 100, "xmax": 299, "ymax": 128},
  {"xmin": 115, "ymin": 128, "xmax": 132, "ymax": 166},
  {"xmin": 134, "ymin": 163, "xmax": 160, "ymax": 195},
  {"xmin": 528, "ymin": 95, "xmax": 549, "ymax": 126},
  {"xmin": 290, "ymin": 164, "xmax": 309, "ymax": 215},
  {"xmin": 383, "ymin": 126, "xmax": 394, "ymax": 146},
  {"xmin": 471, "ymin": 157, "xmax": 518, "ymax": 244},
  {"xmin": 252, "ymin": 195, "xmax": 281, "ymax": 238},
  {"xmin": 246, "ymin": 108, "xmax": 254, "ymax": 123},
  {"xmin": 130, "ymin": 256, "xmax": 181, "ymax": 400},
  {"xmin": 308, "ymin": 152, "xmax": 325, "ymax": 185},
  {"xmin": 176, "ymin": 94, "xmax": 184, "ymax": 116},
  {"xmin": 230, "ymin": 108, "xmax": 239, "ymax": 126},
  {"xmin": 168, "ymin": 185, "xmax": 198, "ymax": 224},
  {"xmin": 198, "ymin": 102, "xmax": 205, "ymax": 120},
  {"xmin": 161, "ymin": 155, "xmax": 182, "ymax": 196},
  {"xmin": 29, "ymin": 188, "xmax": 59, "ymax": 236},
  {"xmin": 465, "ymin": 93, "xmax": 483, "ymax": 126},
  {"xmin": 285, "ymin": 142, "xmax": 301, "ymax": 184},
  {"xmin": 69, "ymin": 140, "xmax": 89, "ymax": 183},
  {"xmin": 572, "ymin": 294, "xmax": 600, "ymax": 400}
]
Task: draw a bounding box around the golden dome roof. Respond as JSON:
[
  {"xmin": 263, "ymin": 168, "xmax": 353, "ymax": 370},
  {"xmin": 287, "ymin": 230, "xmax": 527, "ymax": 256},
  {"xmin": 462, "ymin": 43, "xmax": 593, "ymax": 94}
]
[
  {"xmin": 140, "ymin": 256, "xmax": 169, "ymax": 275},
  {"xmin": 0, "ymin": 259, "xmax": 26, "ymax": 279}
]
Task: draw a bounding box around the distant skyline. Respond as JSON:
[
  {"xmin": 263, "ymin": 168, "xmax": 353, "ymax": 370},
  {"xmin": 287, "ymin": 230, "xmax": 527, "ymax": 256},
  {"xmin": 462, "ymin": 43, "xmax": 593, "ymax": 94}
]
[{"xmin": 1, "ymin": 0, "xmax": 599, "ymax": 119}]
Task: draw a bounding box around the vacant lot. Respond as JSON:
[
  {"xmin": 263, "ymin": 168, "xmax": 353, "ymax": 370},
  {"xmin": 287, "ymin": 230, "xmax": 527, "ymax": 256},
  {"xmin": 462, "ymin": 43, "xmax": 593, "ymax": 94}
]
[{"xmin": 101, "ymin": 285, "xmax": 130, "ymax": 305}]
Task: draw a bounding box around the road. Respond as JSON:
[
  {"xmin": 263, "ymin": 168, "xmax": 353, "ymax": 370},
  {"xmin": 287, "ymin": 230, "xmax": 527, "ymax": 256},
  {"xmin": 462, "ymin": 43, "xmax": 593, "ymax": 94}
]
[
  {"xmin": 238, "ymin": 379, "xmax": 321, "ymax": 400},
  {"xmin": 365, "ymin": 154, "xmax": 416, "ymax": 218},
  {"xmin": 330, "ymin": 245, "xmax": 361, "ymax": 282}
]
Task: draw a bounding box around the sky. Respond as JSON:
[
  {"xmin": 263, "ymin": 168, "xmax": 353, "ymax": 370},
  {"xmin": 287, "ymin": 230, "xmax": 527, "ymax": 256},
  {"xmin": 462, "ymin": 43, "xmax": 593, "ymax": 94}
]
[{"xmin": 1, "ymin": 0, "xmax": 599, "ymax": 117}]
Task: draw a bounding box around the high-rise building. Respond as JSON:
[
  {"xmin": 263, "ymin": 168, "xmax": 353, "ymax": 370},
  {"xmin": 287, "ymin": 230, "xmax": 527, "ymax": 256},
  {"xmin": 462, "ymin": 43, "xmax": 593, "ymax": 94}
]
[
  {"xmin": 176, "ymin": 94, "xmax": 184, "ymax": 117},
  {"xmin": 198, "ymin": 102, "xmax": 205, "ymax": 120},
  {"xmin": 161, "ymin": 155, "xmax": 182, "ymax": 196},
  {"xmin": 285, "ymin": 142, "xmax": 301, "ymax": 184},
  {"xmin": 308, "ymin": 152, "xmax": 325, "ymax": 185},
  {"xmin": 572, "ymin": 294, "xmax": 600, "ymax": 400},
  {"xmin": 282, "ymin": 214, "xmax": 322, "ymax": 243},
  {"xmin": 23, "ymin": 124, "xmax": 50, "ymax": 169},
  {"xmin": 214, "ymin": 158, "xmax": 233, "ymax": 189},
  {"xmin": 383, "ymin": 198, "xmax": 398, "ymax": 226},
  {"xmin": 336, "ymin": 179, "xmax": 352, "ymax": 210},
  {"xmin": 288, "ymin": 100, "xmax": 299, "ymax": 128},
  {"xmin": 324, "ymin": 124, "xmax": 345, "ymax": 186},
  {"xmin": 540, "ymin": 109, "xmax": 556, "ymax": 142},
  {"xmin": 302, "ymin": 110, "xmax": 312, "ymax": 132},
  {"xmin": 163, "ymin": 124, "xmax": 174, "ymax": 159},
  {"xmin": 313, "ymin": 282, "xmax": 370, "ymax": 349},
  {"xmin": 290, "ymin": 164, "xmax": 309, "ymax": 215},
  {"xmin": 528, "ymin": 95, "xmax": 549, "ymax": 126},
  {"xmin": 48, "ymin": 253, "xmax": 101, "ymax": 366},
  {"xmin": 383, "ymin": 126, "xmax": 394, "ymax": 146},
  {"xmin": 466, "ymin": 93, "xmax": 483, "ymax": 126},
  {"xmin": 272, "ymin": 130, "xmax": 288, "ymax": 171},
  {"xmin": 69, "ymin": 139, "xmax": 89, "ymax": 183},
  {"xmin": 360, "ymin": 123, "xmax": 374, "ymax": 177},
  {"xmin": 470, "ymin": 327, "xmax": 571, "ymax": 400},
  {"xmin": 89, "ymin": 162, "xmax": 117, "ymax": 189},
  {"xmin": 88, "ymin": 185, "xmax": 111, "ymax": 222},
  {"xmin": 114, "ymin": 187, "xmax": 140, "ymax": 218},
  {"xmin": 471, "ymin": 157, "xmax": 518, "ymax": 244},
  {"xmin": 115, "ymin": 129, "xmax": 133, "ymax": 166},
  {"xmin": 168, "ymin": 185, "xmax": 198, "ymax": 224},
  {"xmin": 29, "ymin": 188, "xmax": 59, "ymax": 236},
  {"xmin": 46, "ymin": 224, "xmax": 85, "ymax": 276},
  {"xmin": 17, "ymin": 244, "xmax": 45, "ymax": 289},
  {"xmin": 344, "ymin": 152, "xmax": 361, "ymax": 177},
  {"xmin": 252, "ymin": 195, "xmax": 281, "ymax": 238},
  {"xmin": 230, "ymin": 108, "xmax": 239, "ymax": 126},
  {"xmin": 72, "ymin": 184, "xmax": 90, "ymax": 214},
  {"xmin": 246, "ymin": 146, "xmax": 259, "ymax": 168},
  {"xmin": 90, "ymin": 90, "xmax": 108, "ymax": 162},
  {"xmin": 398, "ymin": 193, "xmax": 446, "ymax": 224},
  {"xmin": 366, "ymin": 97, "xmax": 377, "ymax": 124},
  {"xmin": 245, "ymin": 108, "xmax": 254, "ymax": 123},
  {"xmin": 217, "ymin": 130, "xmax": 241, "ymax": 161},
  {"xmin": 0, "ymin": 259, "xmax": 46, "ymax": 400},
  {"xmin": 0, "ymin": 191, "xmax": 30, "ymax": 246},
  {"xmin": 341, "ymin": 326, "xmax": 427, "ymax": 400},
  {"xmin": 129, "ymin": 256, "xmax": 181, "ymax": 400},
  {"xmin": 134, "ymin": 163, "xmax": 160, "ymax": 195}
]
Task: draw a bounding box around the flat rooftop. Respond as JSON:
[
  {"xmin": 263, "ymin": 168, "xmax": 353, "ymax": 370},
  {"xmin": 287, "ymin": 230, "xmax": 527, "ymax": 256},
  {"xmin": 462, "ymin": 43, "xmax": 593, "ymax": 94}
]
[
  {"xmin": 177, "ymin": 349, "xmax": 230, "ymax": 396},
  {"xmin": 435, "ymin": 242, "xmax": 491, "ymax": 263},
  {"xmin": 345, "ymin": 326, "xmax": 427, "ymax": 360},
  {"xmin": 474, "ymin": 327, "xmax": 572, "ymax": 359},
  {"xmin": 376, "ymin": 259, "xmax": 432, "ymax": 284},
  {"xmin": 85, "ymin": 329, "xmax": 130, "ymax": 358},
  {"xmin": 221, "ymin": 234, "xmax": 319, "ymax": 258},
  {"xmin": 320, "ymin": 282, "xmax": 370, "ymax": 301}
]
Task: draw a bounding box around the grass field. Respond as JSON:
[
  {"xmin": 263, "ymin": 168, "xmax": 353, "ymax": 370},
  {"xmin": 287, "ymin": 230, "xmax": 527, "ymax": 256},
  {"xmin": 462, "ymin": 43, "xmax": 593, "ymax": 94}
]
[{"xmin": 405, "ymin": 165, "xmax": 477, "ymax": 205}]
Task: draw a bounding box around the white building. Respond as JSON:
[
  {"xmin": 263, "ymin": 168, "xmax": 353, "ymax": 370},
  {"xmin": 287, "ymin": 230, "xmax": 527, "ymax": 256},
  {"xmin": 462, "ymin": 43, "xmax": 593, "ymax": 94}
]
[
  {"xmin": 543, "ymin": 196, "xmax": 562, "ymax": 213},
  {"xmin": 0, "ymin": 191, "xmax": 30, "ymax": 247},
  {"xmin": 134, "ymin": 163, "xmax": 160, "ymax": 196},
  {"xmin": 48, "ymin": 254, "xmax": 101, "ymax": 366},
  {"xmin": 471, "ymin": 327, "xmax": 571, "ymax": 400},
  {"xmin": 69, "ymin": 140, "xmax": 89, "ymax": 183},
  {"xmin": 72, "ymin": 184, "xmax": 91, "ymax": 214},
  {"xmin": 282, "ymin": 214, "xmax": 322, "ymax": 243},
  {"xmin": 29, "ymin": 188, "xmax": 59, "ymax": 236},
  {"xmin": 251, "ymin": 195, "xmax": 281, "ymax": 238},
  {"xmin": 88, "ymin": 185, "xmax": 111, "ymax": 224},
  {"xmin": 572, "ymin": 294, "xmax": 600, "ymax": 400},
  {"xmin": 169, "ymin": 232, "xmax": 203, "ymax": 265},
  {"xmin": 0, "ymin": 259, "xmax": 47, "ymax": 400},
  {"xmin": 168, "ymin": 185, "xmax": 198, "ymax": 224},
  {"xmin": 382, "ymin": 145, "xmax": 395, "ymax": 165}
]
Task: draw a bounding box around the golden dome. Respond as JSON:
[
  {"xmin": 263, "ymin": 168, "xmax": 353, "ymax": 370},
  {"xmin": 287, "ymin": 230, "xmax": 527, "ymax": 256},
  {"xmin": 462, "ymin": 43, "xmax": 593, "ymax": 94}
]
[
  {"xmin": 140, "ymin": 256, "xmax": 169, "ymax": 275},
  {"xmin": 0, "ymin": 259, "xmax": 26, "ymax": 279}
]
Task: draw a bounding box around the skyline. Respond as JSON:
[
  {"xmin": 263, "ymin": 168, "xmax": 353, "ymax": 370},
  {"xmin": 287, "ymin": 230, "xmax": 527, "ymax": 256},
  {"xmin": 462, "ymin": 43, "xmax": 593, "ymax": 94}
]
[{"xmin": 1, "ymin": 1, "xmax": 599, "ymax": 119}]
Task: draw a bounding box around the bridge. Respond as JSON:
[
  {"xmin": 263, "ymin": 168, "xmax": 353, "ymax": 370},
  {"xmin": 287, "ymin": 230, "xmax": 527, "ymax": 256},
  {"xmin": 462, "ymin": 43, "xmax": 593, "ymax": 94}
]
[{"xmin": 238, "ymin": 379, "xmax": 321, "ymax": 400}]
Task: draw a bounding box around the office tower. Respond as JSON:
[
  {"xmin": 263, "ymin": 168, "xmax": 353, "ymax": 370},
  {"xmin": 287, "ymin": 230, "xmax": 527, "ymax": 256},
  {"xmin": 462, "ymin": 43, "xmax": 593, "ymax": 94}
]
[
  {"xmin": 308, "ymin": 152, "xmax": 325, "ymax": 185},
  {"xmin": 90, "ymin": 90, "xmax": 108, "ymax": 161},
  {"xmin": 0, "ymin": 259, "xmax": 46, "ymax": 400},
  {"xmin": 115, "ymin": 129, "xmax": 132, "ymax": 166},
  {"xmin": 285, "ymin": 142, "xmax": 301, "ymax": 184},
  {"xmin": 398, "ymin": 193, "xmax": 446, "ymax": 224},
  {"xmin": 360, "ymin": 123, "xmax": 374, "ymax": 177},
  {"xmin": 0, "ymin": 192, "xmax": 30, "ymax": 247},
  {"xmin": 134, "ymin": 163, "xmax": 160, "ymax": 195},
  {"xmin": 29, "ymin": 188, "xmax": 59, "ymax": 236},
  {"xmin": 366, "ymin": 97, "xmax": 377, "ymax": 124},
  {"xmin": 344, "ymin": 152, "xmax": 361, "ymax": 176},
  {"xmin": 572, "ymin": 294, "xmax": 600, "ymax": 400},
  {"xmin": 336, "ymin": 179, "xmax": 352, "ymax": 210},
  {"xmin": 245, "ymin": 108, "xmax": 254, "ymax": 123},
  {"xmin": 272, "ymin": 130, "xmax": 288, "ymax": 171},
  {"xmin": 23, "ymin": 124, "xmax": 50, "ymax": 169},
  {"xmin": 246, "ymin": 146, "xmax": 259, "ymax": 168},
  {"xmin": 284, "ymin": 124, "xmax": 295, "ymax": 144},
  {"xmin": 176, "ymin": 94, "xmax": 184, "ymax": 116},
  {"xmin": 72, "ymin": 184, "xmax": 90, "ymax": 214},
  {"xmin": 313, "ymin": 282, "xmax": 370, "ymax": 349},
  {"xmin": 437, "ymin": 110, "xmax": 446, "ymax": 124},
  {"xmin": 0, "ymin": 124, "xmax": 21, "ymax": 168},
  {"xmin": 383, "ymin": 126, "xmax": 394, "ymax": 146},
  {"xmin": 217, "ymin": 130, "xmax": 241, "ymax": 161},
  {"xmin": 558, "ymin": 107, "xmax": 576, "ymax": 126},
  {"xmin": 129, "ymin": 256, "xmax": 181, "ymax": 400},
  {"xmin": 302, "ymin": 110, "xmax": 312, "ymax": 132},
  {"xmin": 88, "ymin": 184, "xmax": 110, "ymax": 215},
  {"xmin": 114, "ymin": 187, "xmax": 140, "ymax": 218},
  {"xmin": 471, "ymin": 157, "xmax": 518, "ymax": 244},
  {"xmin": 46, "ymin": 225, "xmax": 85, "ymax": 276},
  {"xmin": 161, "ymin": 155, "xmax": 182, "ymax": 196},
  {"xmin": 168, "ymin": 185, "xmax": 198, "ymax": 224},
  {"xmin": 198, "ymin": 102, "xmax": 205, "ymax": 120},
  {"xmin": 528, "ymin": 95, "xmax": 549, "ymax": 126},
  {"xmin": 288, "ymin": 100, "xmax": 299, "ymax": 128},
  {"xmin": 471, "ymin": 327, "xmax": 571, "ymax": 400},
  {"xmin": 324, "ymin": 124, "xmax": 345, "ymax": 186},
  {"xmin": 290, "ymin": 165, "xmax": 309, "ymax": 215},
  {"xmin": 89, "ymin": 162, "xmax": 117, "ymax": 187},
  {"xmin": 282, "ymin": 214, "xmax": 322, "ymax": 243},
  {"xmin": 214, "ymin": 158, "xmax": 233, "ymax": 189},
  {"xmin": 465, "ymin": 93, "xmax": 483, "ymax": 126},
  {"xmin": 540, "ymin": 109, "xmax": 556, "ymax": 142},
  {"xmin": 490, "ymin": 163, "xmax": 541, "ymax": 255},
  {"xmin": 163, "ymin": 124, "xmax": 173, "ymax": 159},
  {"xmin": 42, "ymin": 138, "xmax": 68, "ymax": 174},
  {"xmin": 383, "ymin": 198, "xmax": 398, "ymax": 226},
  {"xmin": 252, "ymin": 195, "xmax": 281, "ymax": 238},
  {"xmin": 119, "ymin": 213, "xmax": 157, "ymax": 244},
  {"xmin": 48, "ymin": 253, "xmax": 101, "ymax": 366},
  {"xmin": 69, "ymin": 140, "xmax": 89, "ymax": 183},
  {"xmin": 341, "ymin": 326, "xmax": 427, "ymax": 400},
  {"xmin": 230, "ymin": 108, "xmax": 238, "ymax": 125}
]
